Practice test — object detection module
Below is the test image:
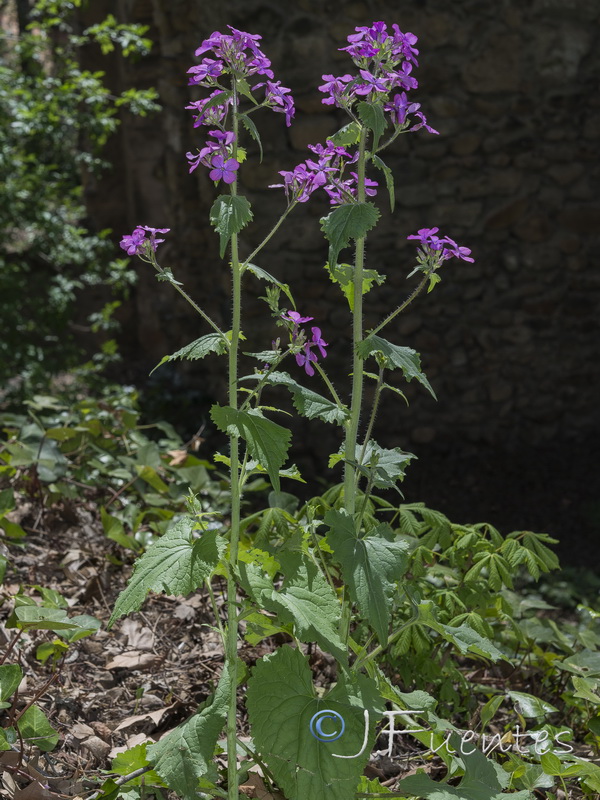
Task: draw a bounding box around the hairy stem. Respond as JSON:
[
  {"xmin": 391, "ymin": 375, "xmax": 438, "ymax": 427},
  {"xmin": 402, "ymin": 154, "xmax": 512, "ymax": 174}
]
[
  {"xmin": 225, "ymin": 80, "xmax": 241, "ymax": 800},
  {"xmin": 369, "ymin": 271, "xmax": 430, "ymax": 337},
  {"xmin": 342, "ymin": 125, "xmax": 368, "ymax": 518}
]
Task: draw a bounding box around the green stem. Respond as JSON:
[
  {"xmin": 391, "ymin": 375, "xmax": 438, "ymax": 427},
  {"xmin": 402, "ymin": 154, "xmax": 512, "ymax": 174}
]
[
  {"xmin": 241, "ymin": 202, "xmax": 297, "ymax": 270},
  {"xmin": 314, "ymin": 362, "xmax": 346, "ymax": 413},
  {"xmin": 152, "ymin": 262, "xmax": 227, "ymax": 343},
  {"xmin": 369, "ymin": 271, "xmax": 430, "ymax": 338},
  {"xmin": 225, "ymin": 80, "xmax": 241, "ymax": 800},
  {"xmin": 342, "ymin": 125, "xmax": 368, "ymax": 518}
]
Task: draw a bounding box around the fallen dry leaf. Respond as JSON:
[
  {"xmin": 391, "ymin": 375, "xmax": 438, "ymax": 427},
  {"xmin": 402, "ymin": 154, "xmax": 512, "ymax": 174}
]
[
  {"xmin": 114, "ymin": 705, "xmax": 172, "ymax": 731},
  {"xmin": 105, "ymin": 651, "xmax": 162, "ymax": 671},
  {"xmin": 121, "ymin": 618, "xmax": 154, "ymax": 650},
  {"xmin": 240, "ymin": 772, "xmax": 285, "ymax": 799}
]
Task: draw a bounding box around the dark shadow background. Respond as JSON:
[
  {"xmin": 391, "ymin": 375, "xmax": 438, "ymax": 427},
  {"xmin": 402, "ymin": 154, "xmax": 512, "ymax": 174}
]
[{"xmin": 77, "ymin": 0, "xmax": 599, "ymax": 569}]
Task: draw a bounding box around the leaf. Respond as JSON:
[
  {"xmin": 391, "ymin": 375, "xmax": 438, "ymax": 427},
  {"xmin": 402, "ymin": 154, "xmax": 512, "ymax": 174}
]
[
  {"xmin": 558, "ymin": 649, "xmax": 600, "ymax": 678},
  {"xmin": 572, "ymin": 675, "xmax": 600, "ymax": 704},
  {"xmin": 17, "ymin": 705, "xmax": 59, "ymax": 752},
  {"xmin": 357, "ymin": 101, "xmax": 387, "ymax": 152},
  {"xmin": 244, "ymin": 262, "xmax": 295, "ymax": 307},
  {"xmin": 355, "ymin": 440, "xmax": 414, "ymax": 490},
  {"xmin": 0, "ymin": 665, "xmax": 22, "ymax": 704},
  {"xmin": 148, "ymin": 669, "xmax": 230, "ymax": 797},
  {"xmin": 247, "ymin": 646, "xmax": 384, "ymax": 800},
  {"xmin": 357, "ymin": 334, "xmax": 436, "ymax": 398},
  {"xmin": 262, "ymin": 371, "xmax": 348, "ymax": 425},
  {"xmin": 371, "ymin": 154, "xmax": 395, "ymax": 212},
  {"xmin": 325, "ymin": 510, "xmax": 409, "ymax": 643},
  {"xmin": 507, "ymin": 690, "xmax": 559, "ymax": 718},
  {"xmin": 150, "ymin": 333, "xmax": 228, "ymax": 374},
  {"xmin": 328, "ymin": 121, "xmax": 361, "ymax": 147},
  {"xmin": 239, "ymin": 114, "xmax": 263, "ymax": 162},
  {"xmin": 210, "ymin": 405, "xmax": 291, "ymax": 492},
  {"xmin": 209, "ymin": 195, "xmax": 253, "ymax": 258},
  {"xmin": 0, "ymin": 488, "xmax": 15, "ymax": 516},
  {"xmin": 11, "ymin": 606, "xmax": 82, "ymax": 632},
  {"xmin": 109, "ymin": 516, "xmax": 225, "ymax": 625},
  {"xmin": 320, "ymin": 202, "xmax": 380, "ymax": 268},
  {"xmin": 240, "ymin": 553, "xmax": 346, "ymax": 662},
  {"xmin": 417, "ymin": 603, "xmax": 506, "ymax": 662},
  {"xmin": 396, "ymin": 734, "xmax": 531, "ymax": 799},
  {"xmin": 325, "ymin": 262, "xmax": 386, "ymax": 310},
  {"xmin": 480, "ymin": 695, "xmax": 504, "ymax": 730},
  {"xmin": 112, "ymin": 743, "xmax": 164, "ymax": 786}
]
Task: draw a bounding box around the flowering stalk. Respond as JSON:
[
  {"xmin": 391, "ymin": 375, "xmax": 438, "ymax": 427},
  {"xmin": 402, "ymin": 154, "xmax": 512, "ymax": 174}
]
[
  {"xmin": 224, "ymin": 79, "xmax": 242, "ymax": 800},
  {"xmin": 343, "ymin": 125, "xmax": 368, "ymax": 518}
]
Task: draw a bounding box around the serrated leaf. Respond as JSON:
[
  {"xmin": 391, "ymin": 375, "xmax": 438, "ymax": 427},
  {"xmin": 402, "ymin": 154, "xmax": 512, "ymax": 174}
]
[
  {"xmin": 150, "ymin": 333, "xmax": 228, "ymax": 374},
  {"xmin": 209, "ymin": 195, "xmax": 253, "ymax": 258},
  {"xmin": 371, "ymin": 154, "xmax": 395, "ymax": 211},
  {"xmin": 17, "ymin": 705, "xmax": 59, "ymax": 752},
  {"xmin": 247, "ymin": 646, "xmax": 384, "ymax": 800},
  {"xmin": 239, "ymin": 554, "xmax": 346, "ymax": 662},
  {"xmin": 325, "ymin": 262, "xmax": 385, "ymax": 310},
  {"xmin": 148, "ymin": 669, "xmax": 230, "ymax": 796},
  {"xmin": 358, "ymin": 334, "xmax": 435, "ymax": 398},
  {"xmin": 239, "ymin": 114, "xmax": 263, "ymax": 161},
  {"xmin": 109, "ymin": 517, "xmax": 225, "ymax": 625},
  {"xmin": 355, "ymin": 440, "xmax": 414, "ymax": 490},
  {"xmin": 357, "ymin": 101, "xmax": 387, "ymax": 152},
  {"xmin": 245, "ymin": 262, "xmax": 295, "ymax": 307},
  {"xmin": 262, "ymin": 371, "xmax": 348, "ymax": 425},
  {"xmin": 320, "ymin": 202, "xmax": 380, "ymax": 268},
  {"xmin": 325, "ymin": 510, "xmax": 409, "ymax": 643},
  {"xmin": 328, "ymin": 121, "xmax": 361, "ymax": 147},
  {"xmin": 210, "ymin": 405, "xmax": 291, "ymax": 491}
]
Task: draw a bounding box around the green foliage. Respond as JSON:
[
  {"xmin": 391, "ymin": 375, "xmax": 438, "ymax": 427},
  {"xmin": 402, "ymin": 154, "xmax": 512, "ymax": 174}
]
[
  {"xmin": 320, "ymin": 202, "xmax": 381, "ymax": 267},
  {"xmin": 0, "ymin": 1, "xmax": 159, "ymax": 392},
  {"xmin": 209, "ymin": 195, "xmax": 253, "ymax": 257}
]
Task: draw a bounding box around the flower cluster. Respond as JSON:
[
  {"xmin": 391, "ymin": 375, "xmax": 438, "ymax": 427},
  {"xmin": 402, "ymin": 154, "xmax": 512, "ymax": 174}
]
[
  {"xmin": 319, "ymin": 21, "xmax": 437, "ymax": 134},
  {"xmin": 120, "ymin": 225, "xmax": 170, "ymax": 257},
  {"xmin": 407, "ymin": 227, "xmax": 474, "ymax": 264},
  {"xmin": 282, "ymin": 311, "xmax": 328, "ymax": 377},
  {"xmin": 270, "ymin": 141, "xmax": 378, "ymax": 206},
  {"xmin": 186, "ymin": 26, "xmax": 294, "ymax": 182}
]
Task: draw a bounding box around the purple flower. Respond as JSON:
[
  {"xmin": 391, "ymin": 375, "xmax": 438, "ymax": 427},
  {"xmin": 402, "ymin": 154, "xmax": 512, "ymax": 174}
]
[
  {"xmin": 120, "ymin": 225, "xmax": 170, "ymax": 256},
  {"xmin": 407, "ymin": 228, "xmax": 474, "ymax": 263},
  {"xmin": 318, "ymin": 73, "xmax": 353, "ymax": 106},
  {"xmin": 296, "ymin": 343, "xmax": 319, "ymax": 376},
  {"xmin": 187, "ymin": 58, "xmax": 223, "ymax": 86},
  {"xmin": 261, "ymin": 80, "xmax": 295, "ymax": 126},
  {"xmin": 209, "ymin": 154, "xmax": 240, "ymax": 184},
  {"xmin": 310, "ymin": 327, "xmax": 328, "ymax": 359},
  {"xmin": 354, "ymin": 68, "xmax": 388, "ymax": 96},
  {"xmin": 283, "ymin": 311, "xmax": 314, "ymax": 326}
]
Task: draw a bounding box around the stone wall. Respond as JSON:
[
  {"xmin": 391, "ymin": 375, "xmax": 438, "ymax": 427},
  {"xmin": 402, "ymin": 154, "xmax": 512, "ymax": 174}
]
[{"xmin": 80, "ymin": 0, "xmax": 600, "ymax": 562}]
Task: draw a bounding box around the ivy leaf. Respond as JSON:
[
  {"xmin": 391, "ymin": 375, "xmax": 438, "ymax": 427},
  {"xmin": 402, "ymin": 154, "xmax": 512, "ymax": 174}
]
[
  {"xmin": 239, "ymin": 554, "xmax": 346, "ymax": 663},
  {"xmin": 320, "ymin": 202, "xmax": 380, "ymax": 268},
  {"xmin": 109, "ymin": 517, "xmax": 225, "ymax": 626},
  {"xmin": 0, "ymin": 665, "xmax": 22, "ymax": 705},
  {"xmin": 150, "ymin": 333, "xmax": 228, "ymax": 374},
  {"xmin": 261, "ymin": 371, "xmax": 349, "ymax": 426},
  {"xmin": 371, "ymin": 154, "xmax": 395, "ymax": 211},
  {"xmin": 325, "ymin": 510, "xmax": 409, "ymax": 643},
  {"xmin": 148, "ymin": 669, "xmax": 230, "ymax": 797},
  {"xmin": 210, "ymin": 405, "xmax": 291, "ymax": 492},
  {"xmin": 17, "ymin": 705, "xmax": 59, "ymax": 752},
  {"xmin": 357, "ymin": 101, "xmax": 387, "ymax": 152},
  {"xmin": 247, "ymin": 646, "xmax": 384, "ymax": 800},
  {"xmin": 209, "ymin": 195, "xmax": 253, "ymax": 258},
  {"xmin": 358, "ymin": 334, "xmax": 436, "ymax": 398},
  {"xmin": 325, "ymin": 262, "xmax": 386, "ymax": 310}
]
